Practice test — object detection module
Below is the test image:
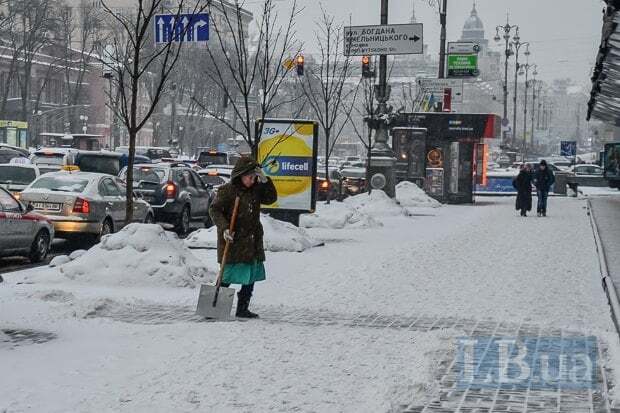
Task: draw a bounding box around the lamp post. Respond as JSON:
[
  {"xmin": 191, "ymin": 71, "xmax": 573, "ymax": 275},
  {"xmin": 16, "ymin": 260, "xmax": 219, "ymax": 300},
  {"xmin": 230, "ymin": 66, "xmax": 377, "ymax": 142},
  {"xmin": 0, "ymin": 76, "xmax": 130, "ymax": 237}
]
[
  {"xmin": 531, "ymin": 76, "xmax": 539, "ymax": 152},
  {"xmin": 79, "ymin": 114, "xmax": 89, "ymax": 134},
  {"xmin": 511, "ymin": 40, "xmax": 530, "ymax": 147},
  {"xmin": 519, "ymin": 63, "xmax": 537, "ymax": 159},
  {"xmin": 494, "ymin": 19, "xmax": 519, "ymax": 145}
]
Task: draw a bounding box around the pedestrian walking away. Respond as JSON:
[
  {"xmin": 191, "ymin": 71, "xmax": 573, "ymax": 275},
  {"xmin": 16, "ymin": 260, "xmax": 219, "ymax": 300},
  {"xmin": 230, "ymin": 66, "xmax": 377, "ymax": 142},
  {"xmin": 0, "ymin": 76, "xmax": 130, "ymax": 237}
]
[
  {"xmin": 534, "ymin": 159, "xmax": 555, "ymax": 217},
  {"xmin": 512, "ymin": 163, "xmax": 533, "ymax": 217},
  {"xmin": 209, "ymin": 156, "xmax": 278, "ymax": 318}
]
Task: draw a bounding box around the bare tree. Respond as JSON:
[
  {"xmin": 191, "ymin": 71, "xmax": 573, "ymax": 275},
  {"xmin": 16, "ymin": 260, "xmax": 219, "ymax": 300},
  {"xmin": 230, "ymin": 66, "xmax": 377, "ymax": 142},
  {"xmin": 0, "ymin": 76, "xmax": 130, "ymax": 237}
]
[
  {"xmin": 195, "ymin": 0, "xmax": 302, "ymax": 158},
  {"xmin": 297, "ymin": 8, "xmax": 358, "ymax": 203},
  {"xmin": 0, "ymin": 0, "xmax": 60, "ymax": 123},
  {"xmin": 101, "ymin": 0, "xmax": 207, "ymax": 223}
]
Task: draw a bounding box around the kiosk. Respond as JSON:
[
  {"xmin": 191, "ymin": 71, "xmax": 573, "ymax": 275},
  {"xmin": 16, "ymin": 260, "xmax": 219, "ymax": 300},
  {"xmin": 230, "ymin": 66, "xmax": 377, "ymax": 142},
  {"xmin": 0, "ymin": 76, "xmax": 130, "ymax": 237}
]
[{"xmin": 391, "ymin": 113, "xmax": 500, "ymax": 204}]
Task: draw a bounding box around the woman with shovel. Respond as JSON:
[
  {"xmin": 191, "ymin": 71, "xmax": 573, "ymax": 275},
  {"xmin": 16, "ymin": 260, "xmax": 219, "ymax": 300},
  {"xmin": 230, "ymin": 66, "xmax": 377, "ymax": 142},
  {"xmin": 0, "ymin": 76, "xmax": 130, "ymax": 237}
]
[{"xmin": 209, "ymin": 157, "xmax": 277, "ymax": 318}]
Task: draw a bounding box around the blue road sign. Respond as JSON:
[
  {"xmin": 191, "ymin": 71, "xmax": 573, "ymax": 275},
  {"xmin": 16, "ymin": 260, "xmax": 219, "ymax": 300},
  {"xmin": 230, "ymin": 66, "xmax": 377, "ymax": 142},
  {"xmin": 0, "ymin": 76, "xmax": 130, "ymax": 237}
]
[
  {"xmin": 154, "ymin": 13, "xmax": 209, "ymax": 44},
  {"xmin": 560, "ymin": 141, "xmax": 577, "ymax": 157}
]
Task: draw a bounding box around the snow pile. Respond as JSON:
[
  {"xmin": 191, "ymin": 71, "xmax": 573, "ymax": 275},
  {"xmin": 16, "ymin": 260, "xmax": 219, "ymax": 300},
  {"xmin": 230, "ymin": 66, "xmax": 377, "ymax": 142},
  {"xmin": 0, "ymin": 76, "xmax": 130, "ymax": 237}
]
[
  {"xmin": 185, "ymin": 214, "xmax": 322, "ymax": 252},
  {"xmin": 343, "ymin": 189, "xmax": 409, "ymax": 217},
  {"xmin": 395, "ymin": 181, "xmax": 441, "ymax": 208},
  {"xmin": 300, "ymin": 202, "xmax": 382, "ymax": 229},
  {"xmin": 49, "ymin": 249, "xmax": 88, "ymax": 267},
  {"xmin": 43, "ymin": 224, "xmax": 211, "ymax": 288}
]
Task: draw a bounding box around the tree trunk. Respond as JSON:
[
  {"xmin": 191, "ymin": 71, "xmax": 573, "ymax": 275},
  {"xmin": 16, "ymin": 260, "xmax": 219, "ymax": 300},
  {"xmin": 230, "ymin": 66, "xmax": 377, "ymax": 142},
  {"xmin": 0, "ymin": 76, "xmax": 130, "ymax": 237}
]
[
  {"xmin": 366, "ymin": 145, "xmax": 372, "ymax": 195},
  {"xmin": 125, "ymin": 130, "xmax": 137, "ymax": 224},
  {"xmin": 324, "ymin": 129, "xmax": 331, "ymax": 205}
]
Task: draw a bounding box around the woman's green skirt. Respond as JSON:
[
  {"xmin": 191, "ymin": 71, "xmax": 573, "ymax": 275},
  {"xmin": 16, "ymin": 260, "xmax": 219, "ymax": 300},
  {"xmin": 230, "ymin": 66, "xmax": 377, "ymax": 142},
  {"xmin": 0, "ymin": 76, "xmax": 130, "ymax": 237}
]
[{"xmin": 222, "ymin": 260, "xmax": 266, "ymax": 285}]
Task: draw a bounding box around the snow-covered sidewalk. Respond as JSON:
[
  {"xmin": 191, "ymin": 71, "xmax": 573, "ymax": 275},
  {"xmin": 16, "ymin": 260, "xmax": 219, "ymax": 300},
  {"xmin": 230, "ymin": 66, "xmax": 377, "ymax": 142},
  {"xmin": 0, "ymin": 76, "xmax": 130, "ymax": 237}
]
[{"xmin": 1, "ymin": 197, "xmax": 619, "ymax": 412}]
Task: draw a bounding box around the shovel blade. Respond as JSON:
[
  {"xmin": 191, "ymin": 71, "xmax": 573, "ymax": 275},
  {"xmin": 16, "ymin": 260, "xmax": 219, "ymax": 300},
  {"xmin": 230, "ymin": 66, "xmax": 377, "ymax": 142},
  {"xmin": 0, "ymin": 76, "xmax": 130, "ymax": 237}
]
[{"xmin": 196, "ymin": 284, "xmax": 235, "ymax": 320}]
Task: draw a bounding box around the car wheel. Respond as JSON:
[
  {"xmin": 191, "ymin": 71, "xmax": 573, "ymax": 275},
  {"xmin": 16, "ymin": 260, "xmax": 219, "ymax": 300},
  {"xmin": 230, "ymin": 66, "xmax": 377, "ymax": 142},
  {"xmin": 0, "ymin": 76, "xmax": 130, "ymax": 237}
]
[
  {"xmin": 144, "ymin": 213, "xmax": 155, "ymax": 224},
  {"xmin": 97, "ymin": 218, "xmax": 114, "ymax": 242},
  {"xmin": 29, "ymin": 230, "xmax": 50, "ymax": 263},
  {"xmin": 176, "ymin": 206, "xmax": 191, "ymax": 235}
]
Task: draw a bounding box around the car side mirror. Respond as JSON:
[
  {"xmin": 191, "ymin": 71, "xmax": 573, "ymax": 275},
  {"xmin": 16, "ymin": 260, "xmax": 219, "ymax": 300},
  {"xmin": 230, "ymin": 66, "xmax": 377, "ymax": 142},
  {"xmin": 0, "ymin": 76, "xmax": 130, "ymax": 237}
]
[
  {"xmin": 206, "ymin": 183, "xmax": 214, "ymax": 190},
  {"xmin": 24, "ymin": 202, "xmax": 34, "ymax": 213}
]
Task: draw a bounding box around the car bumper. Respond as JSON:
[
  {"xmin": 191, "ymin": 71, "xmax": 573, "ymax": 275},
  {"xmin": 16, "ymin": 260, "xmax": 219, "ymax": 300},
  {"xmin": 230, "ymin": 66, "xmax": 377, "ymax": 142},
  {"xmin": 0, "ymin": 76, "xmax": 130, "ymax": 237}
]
[{"xmin": 43, "ymin": 216, "xmax": 101, "ymax": 235}]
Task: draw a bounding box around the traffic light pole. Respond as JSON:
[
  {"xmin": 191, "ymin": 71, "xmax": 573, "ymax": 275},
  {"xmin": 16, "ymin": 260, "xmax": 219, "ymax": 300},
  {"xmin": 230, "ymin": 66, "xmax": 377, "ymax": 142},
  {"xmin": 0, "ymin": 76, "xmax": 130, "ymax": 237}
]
[
  {"xmin": 372, "ymin": 0, "xmax": 390, "ymax": 153},
  {"xmin": 438, "ymin": 0, "xmax": 448, "ymax": 79},
  {"xmin": 367, "ymin": 0, "xmax": 397, "ymax": 197}
]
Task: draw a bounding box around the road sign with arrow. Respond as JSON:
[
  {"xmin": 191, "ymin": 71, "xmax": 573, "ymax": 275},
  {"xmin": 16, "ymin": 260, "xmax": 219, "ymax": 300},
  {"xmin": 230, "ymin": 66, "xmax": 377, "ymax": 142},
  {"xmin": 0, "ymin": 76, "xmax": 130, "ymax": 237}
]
[
  {"xmin": 154, "ymin": 13, "xmax": 209, "ymax": 44},
  {"xmin": 344, "ymin": 23, "xmax": 423, "ymax": 56}
]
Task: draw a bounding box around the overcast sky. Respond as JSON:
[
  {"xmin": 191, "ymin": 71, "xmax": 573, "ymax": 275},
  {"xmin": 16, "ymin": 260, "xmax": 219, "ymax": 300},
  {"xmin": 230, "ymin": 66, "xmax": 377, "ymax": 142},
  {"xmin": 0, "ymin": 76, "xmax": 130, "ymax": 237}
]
[{"xmin": 246, "ymin": 0, "xmax": 604, "ymax": 86}]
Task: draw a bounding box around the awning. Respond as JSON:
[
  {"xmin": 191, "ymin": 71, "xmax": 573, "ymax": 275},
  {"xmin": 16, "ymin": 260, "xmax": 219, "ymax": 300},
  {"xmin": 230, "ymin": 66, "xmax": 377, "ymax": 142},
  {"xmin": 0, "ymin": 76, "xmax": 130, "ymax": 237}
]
[{"xmin": 587, "ymin": 0, "xmax": 620, "ymax": 123}]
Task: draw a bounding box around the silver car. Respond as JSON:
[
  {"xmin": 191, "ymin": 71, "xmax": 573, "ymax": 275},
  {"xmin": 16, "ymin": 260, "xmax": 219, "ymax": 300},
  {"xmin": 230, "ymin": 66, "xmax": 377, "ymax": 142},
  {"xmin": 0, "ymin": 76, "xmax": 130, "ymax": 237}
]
[{"xmin": 20, "ymin": 171, "xmax": 154, "ymax": 241}]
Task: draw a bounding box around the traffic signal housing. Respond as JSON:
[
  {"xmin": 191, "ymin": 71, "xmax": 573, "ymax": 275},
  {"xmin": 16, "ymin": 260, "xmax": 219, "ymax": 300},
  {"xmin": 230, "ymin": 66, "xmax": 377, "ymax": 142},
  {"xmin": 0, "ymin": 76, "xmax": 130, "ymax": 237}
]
[
  {"xmin": 296, "ymin": 55, "xmax": 304, "ymax": 76},
  {"xmin": 362, "ymin": 56, "xmax": 371, "ymax": 78}
]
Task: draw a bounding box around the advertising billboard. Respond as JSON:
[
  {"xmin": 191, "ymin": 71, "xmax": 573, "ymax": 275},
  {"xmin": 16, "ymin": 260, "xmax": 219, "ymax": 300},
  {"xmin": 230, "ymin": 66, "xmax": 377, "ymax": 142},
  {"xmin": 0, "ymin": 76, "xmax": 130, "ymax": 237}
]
[{"xmin": 257, "ymin": 119, "xmax": 318, "ymax": 212}]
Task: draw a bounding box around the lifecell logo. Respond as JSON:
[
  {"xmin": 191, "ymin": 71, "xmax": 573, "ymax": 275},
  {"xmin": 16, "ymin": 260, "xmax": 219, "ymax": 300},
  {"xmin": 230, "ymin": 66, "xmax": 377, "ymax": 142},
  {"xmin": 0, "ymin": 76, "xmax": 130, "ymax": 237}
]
[{"xmin": 265, "ymin": 156, "xmax": 312, "ymax": 177}]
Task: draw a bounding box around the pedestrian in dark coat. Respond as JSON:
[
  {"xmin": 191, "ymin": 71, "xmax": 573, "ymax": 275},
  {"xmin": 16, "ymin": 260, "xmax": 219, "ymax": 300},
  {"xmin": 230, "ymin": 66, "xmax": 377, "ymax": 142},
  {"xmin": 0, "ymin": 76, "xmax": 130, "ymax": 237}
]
[
  {"xmin": 534, "ymin": 159, "xmax": 555, "ymax": 217},
  {"xmin": 513, "ymin": 164, "xmax": 532, "ymax": 216},
  {"xmin": 209, "ymin": 156, "xmax": 277, "ymax": 318}
]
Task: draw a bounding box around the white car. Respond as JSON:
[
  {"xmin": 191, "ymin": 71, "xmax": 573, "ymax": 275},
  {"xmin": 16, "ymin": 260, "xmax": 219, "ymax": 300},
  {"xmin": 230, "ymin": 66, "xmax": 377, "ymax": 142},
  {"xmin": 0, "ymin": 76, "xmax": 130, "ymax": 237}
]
[
  {"xmin": 197, "ymin": 166, "xmax": 232, "ymax": 191},
  {"xmin": 570, "ymin": 164, "xmax": 604, "ymax": 176},
  {"xmin": 0, "ymin": 163, "xmax": 40, "ymax": 196}
]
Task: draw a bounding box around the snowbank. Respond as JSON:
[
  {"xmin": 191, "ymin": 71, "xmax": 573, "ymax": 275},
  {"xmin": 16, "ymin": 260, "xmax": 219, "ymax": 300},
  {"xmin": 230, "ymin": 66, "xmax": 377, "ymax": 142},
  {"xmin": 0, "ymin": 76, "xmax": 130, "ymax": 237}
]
[
  {"xmin": 35, "ymin": 224, "xmax": 211, "ymax": 288},
  {"xmin": 185, "ymin": 214, "xmax": 322, "ymax": 252},
  {"xmin": 343, "ymin": 189, "xmax": 409, "ymax": 217},
  {"xmin": 395, "ymin": 181, "xmax": 441, "ymax": 208},
  {"xmin": 300, "ymin": 202, "xmax": 382, "ymax": 229}
]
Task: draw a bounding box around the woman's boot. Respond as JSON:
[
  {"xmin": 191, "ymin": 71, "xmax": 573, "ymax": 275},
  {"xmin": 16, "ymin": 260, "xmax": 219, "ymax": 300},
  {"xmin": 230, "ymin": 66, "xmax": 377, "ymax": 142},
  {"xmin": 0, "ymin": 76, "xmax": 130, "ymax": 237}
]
[{"xmin": 236, "ymin": 284, "xmax": 258, "ymax": 318}]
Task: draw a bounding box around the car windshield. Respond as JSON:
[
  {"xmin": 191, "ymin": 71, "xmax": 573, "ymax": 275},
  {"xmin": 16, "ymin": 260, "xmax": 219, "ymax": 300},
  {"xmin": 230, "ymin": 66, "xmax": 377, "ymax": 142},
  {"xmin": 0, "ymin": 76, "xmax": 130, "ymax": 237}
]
[
  {"xmin": 198, "ymin": 153, "xmax": 227, "ymax": 165},
  {"xmin": 146, "ymin": 149, "xmax": 171, "ymax": 160},
  {"xmin": 201, "ymin": 175, "xmax": 227, "ymax": 186},
  {"xmin": 0, "ymin": 165, "xmax": 36, "ymax": 185},
  {"xmin": 76, "ymin": 155, "xmax": 120, "ymax": 175},
  {"xmin": 33, "ymin": 154, "xmax": 65, "ymax": 166},
  {"xmin": 30, "ymin": 175, "xmax": 89, "ymax": 193},
  {"xmin": 131, "ymin": 167, "xmax": 167, "ymax": 184}
]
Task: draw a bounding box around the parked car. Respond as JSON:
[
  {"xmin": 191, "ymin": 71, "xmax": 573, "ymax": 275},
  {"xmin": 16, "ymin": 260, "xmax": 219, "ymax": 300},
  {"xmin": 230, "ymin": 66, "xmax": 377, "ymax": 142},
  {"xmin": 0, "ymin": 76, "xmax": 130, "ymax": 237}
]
[
  {"xmin": 0, "ymin": 163, "xmax": 40, "ymax": 196},
  {"xmin": 570, "ymin": 164, "xmax": 604, "ymax": 176},
  {"xmin": 116, "ymin": 153, "xmax": 151, "ymax": 169},
  {"xmin": 72, "ymin": 151, "xmax": 123, "ymax": 176},
  {"xmin": 0, "ymin": 186, "xmax": 54, "ymax": 262},
  {"xmin": 196, "ymin": 150, "xmax": 240, "ymax": 168},
  {"xmin": 20, "ymin": 171, "xmax": 153, "ymax": 241},
  {"xmin": 197, "ymin": 166, "xmax": 232, "ymax": 192},
  {"xmin": 115, "ymin": 146, "xmax": 172, "ymax": 162},
  {"xmin": 120, "ymin": 162, "xmax": 213, "ymax": 233},
  {"xmin": 316, "ymin": 168, "xmax": 342, "ymax": 201},
  {"xmin": 31, "ymin": 148, "xmax": 77, "ymax": 174},
  {"xmin": 340, "ymin": 167, "xmax": 367, "ymax": 196}
]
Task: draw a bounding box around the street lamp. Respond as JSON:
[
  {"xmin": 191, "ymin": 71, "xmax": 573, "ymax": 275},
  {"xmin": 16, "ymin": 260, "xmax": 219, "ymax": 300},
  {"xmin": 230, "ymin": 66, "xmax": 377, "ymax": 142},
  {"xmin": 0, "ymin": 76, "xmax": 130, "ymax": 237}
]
[
  {"xmin": 511, "ymin": 41, "xmax": 530, "ymax": 148},
  {"xmin": 494, "ymin": 20, "xmax": 519, "ymax": 145},
  {"xmin": 79, "ymin": 114, "xmax": 89, "ymax": 134},
  {"xmin": 519, "ymin": 63, "xmax": 537, "ymax": 159}
]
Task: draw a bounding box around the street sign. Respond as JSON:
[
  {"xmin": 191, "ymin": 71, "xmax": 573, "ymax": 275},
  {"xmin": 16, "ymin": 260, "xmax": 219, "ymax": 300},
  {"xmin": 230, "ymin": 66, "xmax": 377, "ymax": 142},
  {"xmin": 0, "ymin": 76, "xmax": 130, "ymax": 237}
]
[
  {"xmin": 560, "ymin": 141, "xmax": 577, "ymax": 157},
  {"xmin": 154, "ymin": 13, "xmax": 209, "ymax": 44},
  {"xmin": 447, "ymin": 54, "xmax": 479, "ymax": 78},
  {"xmin": 344, "ymin": 23, "xmax": 423, "ymax": 56},
  {"xmin": 448, "ymin": 41, "xmax": 480, "ymax": 55},
  {"xmin": 417, "ymin": 78, "xmax": 463, "ymax": 103}
]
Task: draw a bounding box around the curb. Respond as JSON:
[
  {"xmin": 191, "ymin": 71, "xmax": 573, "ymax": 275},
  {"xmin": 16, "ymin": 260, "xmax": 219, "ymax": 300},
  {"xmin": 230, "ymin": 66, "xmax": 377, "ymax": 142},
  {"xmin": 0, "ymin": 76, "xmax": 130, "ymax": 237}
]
[{"xmin": 587, "ymin": 199, "xmax": 620, "ymax": 338}]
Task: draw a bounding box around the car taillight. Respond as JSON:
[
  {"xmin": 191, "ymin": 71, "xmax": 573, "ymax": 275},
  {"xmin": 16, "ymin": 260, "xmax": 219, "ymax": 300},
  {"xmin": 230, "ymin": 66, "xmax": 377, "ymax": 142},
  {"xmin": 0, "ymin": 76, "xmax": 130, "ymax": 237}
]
[
  {"xmin": 73, "ymin": 198, "xmax": 90, "ymax": 214},
  {"xmin": 165, "ymin": 181, "xmax": 177, "ymax": 199}
]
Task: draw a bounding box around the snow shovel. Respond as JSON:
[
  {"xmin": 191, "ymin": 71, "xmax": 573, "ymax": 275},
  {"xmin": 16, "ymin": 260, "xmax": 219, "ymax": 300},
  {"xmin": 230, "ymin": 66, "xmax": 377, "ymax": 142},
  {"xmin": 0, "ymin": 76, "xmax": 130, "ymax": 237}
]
[{"xmin": 196, "ymin": 196, "xmax": 240, "ymax": 320}]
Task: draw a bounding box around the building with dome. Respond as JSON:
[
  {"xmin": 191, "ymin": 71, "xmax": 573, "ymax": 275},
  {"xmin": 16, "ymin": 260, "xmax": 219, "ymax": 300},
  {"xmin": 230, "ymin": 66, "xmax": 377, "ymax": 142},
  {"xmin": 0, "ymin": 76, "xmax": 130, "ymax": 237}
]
[{"xmin": 456, "ymin": 3, "xmax": 503, "ymax": 115}]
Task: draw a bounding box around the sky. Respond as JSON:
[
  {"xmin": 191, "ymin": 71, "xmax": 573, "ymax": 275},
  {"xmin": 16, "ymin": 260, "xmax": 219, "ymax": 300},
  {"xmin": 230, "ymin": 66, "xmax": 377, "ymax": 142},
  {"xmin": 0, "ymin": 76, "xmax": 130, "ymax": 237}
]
[{"xmin": 245, "ymin": 0, "xmax": 604, "ymax": 86}]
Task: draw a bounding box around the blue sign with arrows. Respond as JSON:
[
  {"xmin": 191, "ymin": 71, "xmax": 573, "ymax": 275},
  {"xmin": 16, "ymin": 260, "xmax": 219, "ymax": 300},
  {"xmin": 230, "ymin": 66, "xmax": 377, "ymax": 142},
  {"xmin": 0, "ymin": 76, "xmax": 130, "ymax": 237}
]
[
  {"xmin": 154, "ymin": 13, "xmax": 209, "ymax": 44},
  {"xmin": 560, "ymin": 141, "xmax": 577, "ymax": 157}
]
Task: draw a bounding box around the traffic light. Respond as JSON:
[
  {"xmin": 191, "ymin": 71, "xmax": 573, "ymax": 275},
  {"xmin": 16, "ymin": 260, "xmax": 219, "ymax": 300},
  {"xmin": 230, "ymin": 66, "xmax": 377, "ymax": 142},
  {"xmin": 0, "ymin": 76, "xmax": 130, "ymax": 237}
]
[
  {"xmin": 296, "ymin": 55, "xmax": 304, "ymax": 76},
  {"xmin": 362, "ymin": 56, "xmax": 372, "ymax": 78}
]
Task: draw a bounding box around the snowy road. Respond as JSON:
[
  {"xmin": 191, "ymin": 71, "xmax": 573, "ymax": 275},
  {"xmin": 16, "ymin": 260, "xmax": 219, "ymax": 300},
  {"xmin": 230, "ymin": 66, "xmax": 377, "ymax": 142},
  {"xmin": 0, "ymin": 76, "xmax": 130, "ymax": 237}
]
[{"xmin": 1, "ymin": 196, "xmax": 619, "ymax": 412}]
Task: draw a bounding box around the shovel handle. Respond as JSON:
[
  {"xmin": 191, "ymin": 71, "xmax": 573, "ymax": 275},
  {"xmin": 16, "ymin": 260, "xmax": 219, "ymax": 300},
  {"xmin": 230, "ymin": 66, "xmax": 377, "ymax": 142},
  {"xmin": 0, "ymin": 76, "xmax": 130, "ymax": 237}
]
[{"xmin": 215, "ymin": 196, "xmax": 241, "ymax": 289}]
